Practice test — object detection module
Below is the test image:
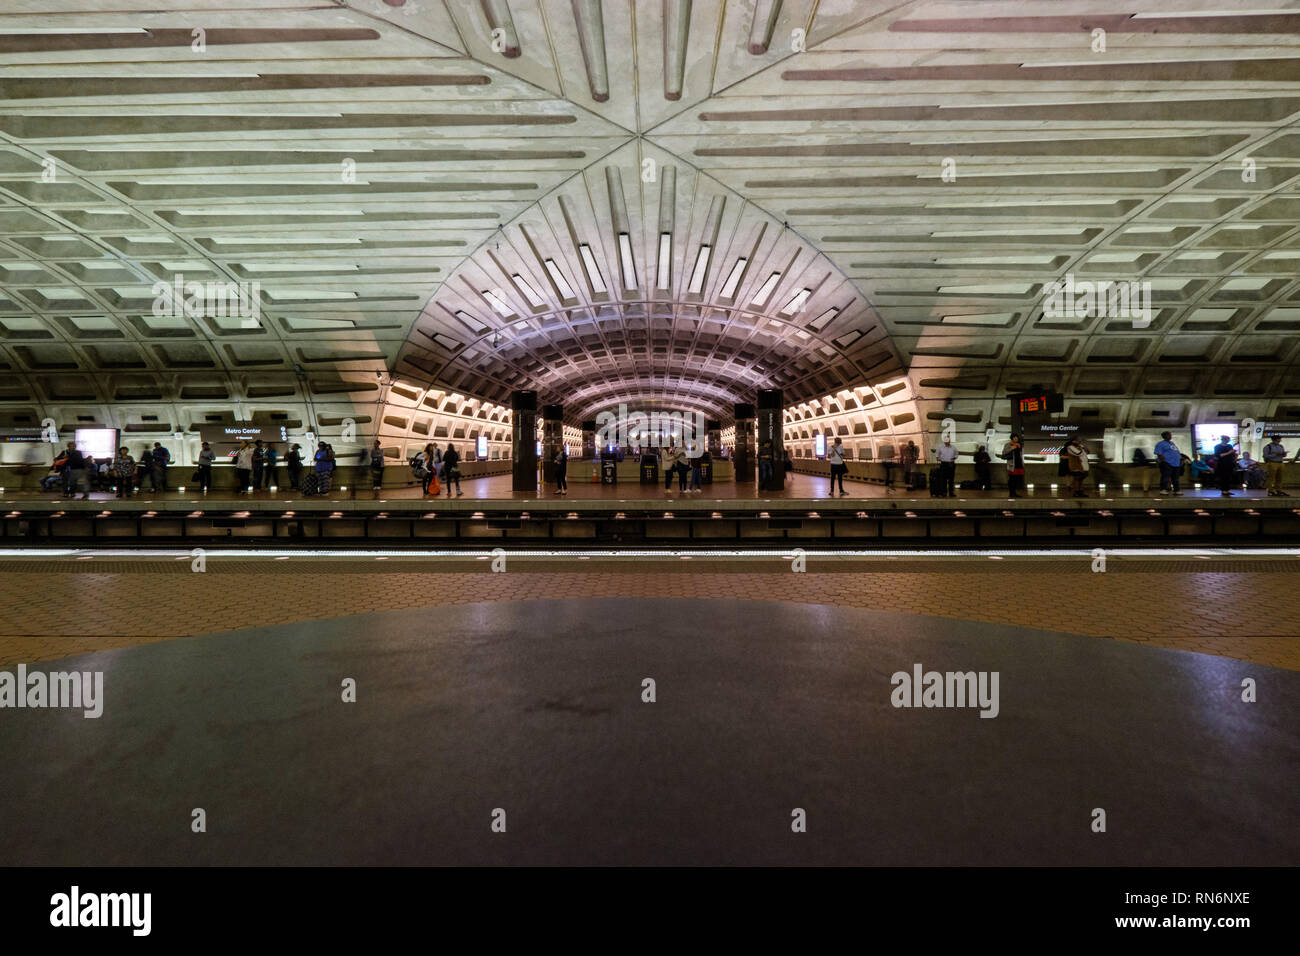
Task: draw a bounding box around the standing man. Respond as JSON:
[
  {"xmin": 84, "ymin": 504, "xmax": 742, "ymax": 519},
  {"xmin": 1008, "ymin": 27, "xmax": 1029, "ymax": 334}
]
[
  {"xmin": 251, "ymin": 440, "xmax": 265, "ymax": 491},
  {"xmin": 59, "ymin": 441, "xmax": 89, "ymax": 500},
  {"xmin": 1153, "ymin": 431, "xmax": 1183, "ymax": 496},
  {"xmin": 757, "ymin": 440, "xmax": 774, "ymax": 491},
  {"xmin": 1213, "ymin": 434, "xmax": 1239, "ymax": 497},
  {"xmin": 197, "ymin": 441, "xmax": 215, "ymax": 493},
  {"xmin": 286, "ymin": 443, "xmax": 303, "ymax": 490},
  {"xmin": 368, "ymin": 439, "xmax": 385, "ymax": 497},
  {"xmin": 902, "ymin": 440, "xmax": 920, "ymax": 489},
  {"xmin": 1262, "ymin": 433, "xmax": 1289, "ymax": 497},
  {"xmin": 936, "ymin": 438, "xmax": 959, "ymax": 497},
  {"xmin": 151, "ymin": 442, "xmax": 171, "ymax": 492},
  {"xmin": 828, "ymin": 437, "xmax": 847, "ymax": 497},
  {"xmin": 264, "ymin": 444, "xmax": 279, "ymax": 489}
]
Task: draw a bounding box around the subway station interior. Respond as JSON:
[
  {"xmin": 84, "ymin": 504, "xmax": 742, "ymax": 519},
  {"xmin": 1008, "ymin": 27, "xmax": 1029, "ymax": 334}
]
[{"xmin": 1, "ymin": 0, "xmax": 1299, "ymax": 874}]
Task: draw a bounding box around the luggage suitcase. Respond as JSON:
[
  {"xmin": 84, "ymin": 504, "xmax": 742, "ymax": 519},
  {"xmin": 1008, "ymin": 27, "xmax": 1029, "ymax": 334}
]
[
  {"xmin": 317, "ymin": 472, "xmax": 331, "ymax": 495},
  {"xmin": 928, "ymin": 466, "xmax": 944, "ymax": 497},
  {"xmin": 301, "ymin": 472, "xmax": 319, "ymax": 495},
  {"xmin": 959, "ymin": 478, "xmax": 980, "ymax": 490},
  {"xmin": 910, "ymin": 472, "xmax": 927, "ymax": 491}
]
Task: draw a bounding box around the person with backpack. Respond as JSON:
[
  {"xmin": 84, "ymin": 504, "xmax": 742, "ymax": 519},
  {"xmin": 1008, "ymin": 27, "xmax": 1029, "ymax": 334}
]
[
  {"xmin": 999, "ymin": 434, "xmax": 1026, "ymax": 499},
  {"xmin": 1063, "ymin": 436, "xmax": 1090, "ymax": 497},
  {"xmin": 151, "ymin": 442, "xmax": 171, "ymax": 492},
  {"xmin": 418, "ymin": 442, "xmax": 437, "ymax": 494},
  {"xmin": 286, "ymin": 443, "xmax": 303, "ymax": 490},
  {"xmin": 827, "ymin": 438, "xmax": 847, "ymax": 497},
  {"xmin": 263, "ymin": 444, "xmax": 279, "ymax": 489},
  {"xmin": 1213, "ymin": 435, "xmax": 1238, "ymax": 497},
  {"xmin": 367, "ymin": 440, "xmax": 385, "ymax": 497},
  {"xmin": 442, "ymin": 442, "xmax": 462, "ymax": 497}
]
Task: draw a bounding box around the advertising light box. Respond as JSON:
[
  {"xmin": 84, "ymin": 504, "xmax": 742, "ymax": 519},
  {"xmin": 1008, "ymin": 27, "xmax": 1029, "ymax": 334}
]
[
  {"xmin": 1192, "ymin": 424, "xmax": 1237, "ymax": 457},
  {"xmin": 476, "ymin": 435, "xmax": 488, "ymax": 459},
  {"xmin": 74, "ymin": 428, "xmax": 120, "ymax": 461},
  {"xmin": 815, "ymin": 434, "xmax": 826, "ymax": 458}
]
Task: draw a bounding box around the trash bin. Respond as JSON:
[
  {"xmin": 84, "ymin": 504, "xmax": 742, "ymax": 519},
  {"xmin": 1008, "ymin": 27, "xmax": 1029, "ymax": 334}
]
[
  {"xmin": 700, "ymin": 457, "xmax": 713, "ymax": 485},
  {"xmin": 601, "ymin": 460, "xmax": 618, "ymax": 485},
  {"xmin": 639, "ymin": 453, "xmax": 659, "ymax": 485}
]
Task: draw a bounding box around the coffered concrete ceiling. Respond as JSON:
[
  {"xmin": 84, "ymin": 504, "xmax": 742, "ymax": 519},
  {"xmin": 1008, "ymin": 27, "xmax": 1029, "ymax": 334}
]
[{"xmin": 3, "ymin": 0, "xmax": 1300, "ymax": 439}]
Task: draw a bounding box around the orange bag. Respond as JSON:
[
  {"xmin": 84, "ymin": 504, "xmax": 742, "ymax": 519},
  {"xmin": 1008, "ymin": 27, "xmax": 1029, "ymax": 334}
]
[{"xmin": 427, "ymin": 474, "xmax": 441, "ymax": 496}]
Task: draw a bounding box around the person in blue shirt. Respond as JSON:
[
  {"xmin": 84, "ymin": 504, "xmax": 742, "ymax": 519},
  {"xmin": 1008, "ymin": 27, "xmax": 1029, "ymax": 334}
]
[
  {"xmin": 1212, "ymin": 435, "xmax": 1238, "ymax": 497},
  {"xmin": 1153, "ymin": 431, "xmax": 1183, "ymax": 496}
]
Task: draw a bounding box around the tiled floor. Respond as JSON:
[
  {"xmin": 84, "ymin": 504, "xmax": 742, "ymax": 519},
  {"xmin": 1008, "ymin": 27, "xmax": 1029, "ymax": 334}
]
[{"xmin": 2, "ymin": 556, "xmax": 1297, "ymax": 670}]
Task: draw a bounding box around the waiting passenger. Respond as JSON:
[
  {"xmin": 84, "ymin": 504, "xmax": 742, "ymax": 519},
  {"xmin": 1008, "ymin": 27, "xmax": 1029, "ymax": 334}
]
[
  {"xmin": 1153, "ymin": 431, "xmax": 1183, "ymax": 496},
  {"xmin": 552, "ymin": 445, "xmax": 568, "ymax": 496},
  {"xmin": 902, "ymin": 440, "xmax": 920, "ymax": 488},
  {"xmin": 286, "ymin": 443, "xmax": 303, "ymax": 490},
  {"xmin": 1263, "ymin": 433, "xmax": 1290, "ymax": 497},
  {"xmin": 689, "ymin": 450, "xmax": 703, "ymax": 493},
  {"xmin": 368, "ymin": 440, "xmax": 385, "ymax": 497},
  {"xmin": 113, "ymin": 447, "xmax": 135, "ymax": 499},
  {"xmin": 264, "ymin": 444, "xmax": 278, "ymax": 489},
  {"xmin": 999, "ymin": 434, "xmax": 1025, "ymax": 499},
  {"xmin": 757, "ymin": 440, "xmax": 774, "ymax": 491},
  {"xmin": 234, "ymin": 440, "xmax": 254, "ymax": 492},
  {"xmin": 973, "ymin": 445, "xmax": 992, "ymax": 491},
  {"xmin": 251, "ymin": 440, "xmax": 265, "ymax": 491},
  {"xmin": 151, "ymin": 442, "xmax": 171, "ymax": 492},
  {"xmin": 1063, "ymin": 436, "xmax": 1090, "ymax": 498},
  {"xmin": 936, "ymin": 438, "xmax": 958, "ymax": 497},
  {"xmin": 828, "ymin": 437, "xmax": 847, "ymax": 497},
  {"xmin": 1213, "ymin": 435, "xmax": 1239, "ymax": 497},
  {"xmin": 442, "ymin": 442, "xmax": 463, "ymax": 497}
]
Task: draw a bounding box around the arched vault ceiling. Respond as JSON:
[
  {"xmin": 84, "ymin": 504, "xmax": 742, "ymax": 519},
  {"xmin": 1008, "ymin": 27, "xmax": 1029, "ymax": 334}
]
[{"xmin": 4, "ymin": 0, "xmax": 1300, "ymax": 431}]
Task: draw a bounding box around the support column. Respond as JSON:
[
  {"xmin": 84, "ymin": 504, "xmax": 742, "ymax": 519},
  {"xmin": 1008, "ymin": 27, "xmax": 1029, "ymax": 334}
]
[
  {"xmin": 581, "ymin": 419, "xmax": 597, "ymax": 460},
  {"xmin": 511, "ymin": 390, "xmax": 538, "ymax": 493},
  {"xmin": 733, "ymin": 402, "xmax": 755, "ymax": 483},
  {"xmin": 541, "ymin": 404, "xmax": 563, "ymax": 483},
  {"xmin": 757, "ymin": 388, "xmax": 785, "ymax": 491}
]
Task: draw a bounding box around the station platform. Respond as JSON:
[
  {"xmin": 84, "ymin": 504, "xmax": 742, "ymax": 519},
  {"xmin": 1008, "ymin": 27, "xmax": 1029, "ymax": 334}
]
[{"xmin": 3, "ymin": 472, "xmax": 1298, "ymax": 548}]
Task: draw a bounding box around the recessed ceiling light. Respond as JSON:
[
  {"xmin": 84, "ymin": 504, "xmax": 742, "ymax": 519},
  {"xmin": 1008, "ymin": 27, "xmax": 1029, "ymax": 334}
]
[
  {"xmin": 751, "ymin": 271, "xmax": 780, "ymax": 306},
  {"xmin": 579, "ymin": 244, "xmax": 607, "ymax": 294},
  {"xmin": 618, "ymin": 233, "xmax": 637, "ymax": 291},
  {"xmin": 511, "ymin": 273, "xmax": 545, "ymax": 307},
  {"xmin": 544, "ymin": 259, "xmax": 575, "ymax": 299},
  {"xmin": 657, "ymin": 233, "xmax": 672, "ymax": 290},
  {"xmin": 688, "ymin": 245, "xmax": 712, "ymax": 294},
  {"xmin": 720, "ymin": 257, "xmax": 748, "ymax": 298},
  {"xmin": 482, "ymin": 289, "xmax": 515, "ymax": 317},
  {"xmin": 779, "ymin": 289, "xmax": 811, "ymax": 316},
  {"xmin": 808, "ymin": 307, "xmax": 838, "ymax": 331}
]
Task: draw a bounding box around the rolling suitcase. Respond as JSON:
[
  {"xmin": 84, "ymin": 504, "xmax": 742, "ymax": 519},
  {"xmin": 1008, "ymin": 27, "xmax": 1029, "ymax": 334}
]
[
  {"xmin": 928, "ymin": 466, "xmax": 944, "ymax": 497},
  {"xmin": 910, "ymin": 472, "xmax": 927, "ymax": 491},
  {"xmin": 301, "ymin": 472, "xmax": 319, "ymax": 496}
]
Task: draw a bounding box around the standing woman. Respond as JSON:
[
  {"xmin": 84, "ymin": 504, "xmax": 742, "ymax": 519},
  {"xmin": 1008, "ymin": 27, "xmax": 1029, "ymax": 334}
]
[
  {"xmin": 999, "ymin": 433, "xmax": 1026, "ymax": 499},
  {"xmin": 420, "ymin": 442, "xmax": 436, "ymax": 495},
  {"xmin": 113, "ymin": 447, "xmax": 136, "ymax": 499},
  {"xmin": 197, "ymin": 441, "xmax": 215, "ymax": 493},
  {"xmin": 234, "ymin": 440, "xmax": 255, "ymax": 492},
  {"xmin": 442, "ymin": 442, "xmax": 463, "ymax": 497},
  {"xmin": 368, "ymin": 439, "xmax": 385, "ymax": 498},
  {"xmin": 553, "ymin": 445, "xmax": 568, "ymax": 496}
]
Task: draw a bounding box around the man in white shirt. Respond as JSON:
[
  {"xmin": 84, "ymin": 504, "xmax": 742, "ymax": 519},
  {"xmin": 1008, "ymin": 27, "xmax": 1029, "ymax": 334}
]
[
  {"xmin": 828, "ymin": 438, "xmax": 847, "ymax": 496},
  {"xmin": 935, "ymin": 439, "xmax": 959, "ymax": 496}
]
